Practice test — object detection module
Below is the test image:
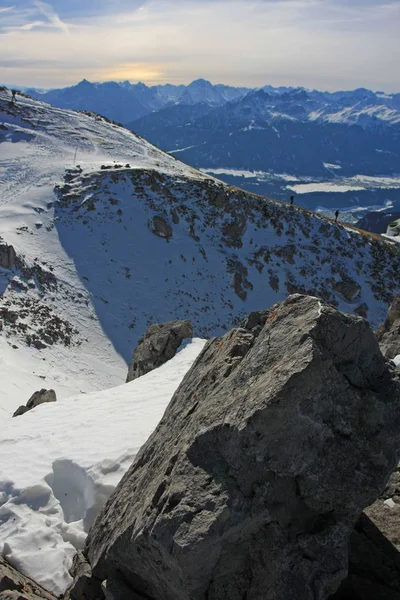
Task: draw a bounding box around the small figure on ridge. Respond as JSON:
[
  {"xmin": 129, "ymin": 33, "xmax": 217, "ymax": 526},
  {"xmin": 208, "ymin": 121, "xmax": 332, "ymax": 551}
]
[{"xmin": 334, "ymin": 209, "xmax": 340, "ymax": 223}]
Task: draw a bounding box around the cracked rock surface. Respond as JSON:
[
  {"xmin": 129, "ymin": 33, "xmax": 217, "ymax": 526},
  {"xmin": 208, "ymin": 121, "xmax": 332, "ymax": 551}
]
[{"xmin": 72, "ymin": 295, "xmax": 400, "ymax": 600}]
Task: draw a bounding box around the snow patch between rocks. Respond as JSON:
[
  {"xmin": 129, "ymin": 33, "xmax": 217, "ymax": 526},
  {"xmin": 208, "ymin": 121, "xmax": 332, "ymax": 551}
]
[{"xmin": 0, "ymin": 339, "xmax": 205, "ymax": 595}]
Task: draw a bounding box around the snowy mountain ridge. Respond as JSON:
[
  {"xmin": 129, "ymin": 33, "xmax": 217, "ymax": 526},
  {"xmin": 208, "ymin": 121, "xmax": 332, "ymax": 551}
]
[
  {"xmin": 25, "ymin": 79, "xmax": 400, "ymax": 128},
  {"xmin": 0, "ymin": 87, "xmax": 399, "ymax": 415}
]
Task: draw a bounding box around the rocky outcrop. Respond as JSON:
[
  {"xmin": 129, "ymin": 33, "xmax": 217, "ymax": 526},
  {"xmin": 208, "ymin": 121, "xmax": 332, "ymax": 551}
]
[
  {"xmin": 149, "ymin": 215, "xmax": 173, "ymax": 239},
  {"xmin": 13, "ymin": 389, "xmax": 57, "ymax": 417},
  {"xmin": 0, "ymin": 557, "xmax": 56, "ymax": 600},
  {"xmin": 72, "ymin": 295, "xmax": 400, "ymax": 600},
  {"xmin": 0, "ymin": 242, "xmax": 16, "ymax": 270},
  {"xmin": 126, "ymin": 320, "xmax": 193, "ymax": 382},
  {"xmin": 387, "ymin": 218, "xmax": 400, "ymax": 237},
  {"xmin": 376, "ymin": 292, "xmax": 400, "ymax": 359}
]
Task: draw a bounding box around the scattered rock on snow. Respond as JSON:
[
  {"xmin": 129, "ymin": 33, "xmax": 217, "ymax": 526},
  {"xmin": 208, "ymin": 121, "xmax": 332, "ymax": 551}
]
[
  {"xmin": 126, "ymin": 320, "xmax": 193, "ymax": 382},
  {"xmin": 376, "ymin": 292, "xmax": 400, "ymax": 359},
  {"xmin": 13, "ymin": 388, "xmax": 57, "ymax": 417},
  {"xmin": 73, "ymin": 295, "xmax": 400, "ymax": 600},
  {"xmin": 334, "ymin": 277, "xmax": 361, "ymax": 302},
  {"xmin": 0, "ymin": 556, "xmax": 56, "ymax": 600},
  {"xmin": 149, "ymin": 215, "xmax": 173, "ymax": 239}
]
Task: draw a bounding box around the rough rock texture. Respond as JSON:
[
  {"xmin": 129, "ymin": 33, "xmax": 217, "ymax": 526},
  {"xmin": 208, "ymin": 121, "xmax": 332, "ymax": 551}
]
[
  {"xmin": 13, "ymin": 388, "xmax": 57, "ymax": 417},
  {"xmin": 150, "ymin": 215, "xmax": 173, "ymax": 239},
  {"xmin": 331, "ymin": 513, "xmax": 400, "ymax": 600},
  {"xmin": 0, "ymin": 243, "xmax": 16, "ymax": 270},
  {"xmin": 376, "ymin": 292, "xmax": 400, "ymax": 359},
  {"xmin": 126, "ymin": 320, "xmax": 193, "ymax": 382},
  {"xmin": 73, "ymin": 295, "xmax": 400, "ymax": 600},
  {"xmin": 0, "ymin": 557, "xmax": 56, "ymax": 600}
]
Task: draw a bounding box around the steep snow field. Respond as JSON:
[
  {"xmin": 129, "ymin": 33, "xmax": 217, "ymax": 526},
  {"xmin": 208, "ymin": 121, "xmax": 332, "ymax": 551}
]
[
  {"xmin": 0, "ymin": 88, "xmax": 206, "ymax": 411},
  {"xmin": 0, "ymin": 339, "xmax": 205, "ymax": 595}
]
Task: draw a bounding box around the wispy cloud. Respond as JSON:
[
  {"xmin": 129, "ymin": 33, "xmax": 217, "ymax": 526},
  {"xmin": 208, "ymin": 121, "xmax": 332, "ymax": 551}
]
[{"xmin": 0, "ymin": 0, "xmax": 399, "ymax": 91}]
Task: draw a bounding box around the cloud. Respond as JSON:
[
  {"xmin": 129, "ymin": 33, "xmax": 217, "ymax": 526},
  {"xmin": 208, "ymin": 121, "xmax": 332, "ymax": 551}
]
[{"xmin": 0, "ymin": 0, "xmax": 399, "ymax": 91}]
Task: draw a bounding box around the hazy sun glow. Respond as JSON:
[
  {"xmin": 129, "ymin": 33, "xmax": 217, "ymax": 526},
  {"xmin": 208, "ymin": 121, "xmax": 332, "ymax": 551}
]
[{"xmin": 1, "ymin": 0, "xmax": 399, "ymax": 91}]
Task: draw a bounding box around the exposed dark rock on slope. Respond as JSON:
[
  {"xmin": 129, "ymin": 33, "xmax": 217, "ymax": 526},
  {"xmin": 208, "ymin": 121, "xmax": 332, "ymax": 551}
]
[
  {"xmin": 126, "ymin": 320, "xmax": 193, "ymax": 382},
  {"xmin": 0, "ymin": 242, "xmax": 16, "ymax": 270},
  {"xmin": 377, "ymin": 292, "xmax": 400, "ymax": 359},
  {"xmin": 13, "ymin": 389, "xmax": 57, "ymax": 417},
  {"xmin": 0, "ymin": 557, "xmax": 56, "ymax": 600},
  {"xmin": 70, "ymin": 295, "xmax": 400, "ymax": 600}
]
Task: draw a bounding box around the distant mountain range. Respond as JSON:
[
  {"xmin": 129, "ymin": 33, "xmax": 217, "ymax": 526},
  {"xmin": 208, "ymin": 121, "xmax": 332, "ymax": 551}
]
[
  {"xmin": 25, "ymin": 79, "xmax": 400, "ymax": 129},
  {"xmin": 23, "ymin": 79, "xmax": 400, "ymax": 219},
  {"xmin": 25, "ymin": 79, "xmax": 250, "ymax": 125}
]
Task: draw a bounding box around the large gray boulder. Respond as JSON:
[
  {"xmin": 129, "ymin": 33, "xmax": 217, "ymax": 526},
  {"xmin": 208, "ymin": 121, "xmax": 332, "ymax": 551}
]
[
  {"xmin": 13, "ymin": 389, "xmax": 57, "ymax": 417},
  {"xmin": 74, "ymin": 295, "xmax": 400, "ymax": 600},
  {"xmin": 0, "ymin": 242, "xmax": 16, "ymax": 270},
  {"xmin": 126, "ymin": 320, "xmax": 193, "ymax": 382},
  {"xmin": 376, "ymin": 292, "xmax": 400, "ymax": 359},
  {"xmin": 0, "ymin": 556, "xmax": 56, "ymax": 600}
]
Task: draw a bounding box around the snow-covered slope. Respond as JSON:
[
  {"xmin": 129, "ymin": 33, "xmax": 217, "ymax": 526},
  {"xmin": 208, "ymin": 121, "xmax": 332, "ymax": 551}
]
[
  {"xmin": 0, "ymin": 87, "xmax": 205, "ymax": 412},
  {"xmin": 0, "ymin": 338, "xmax": 206, "ymax": 595},
  {"xmin": 0, "ymin": 87, "xmax": 399, "ymax": 414}
]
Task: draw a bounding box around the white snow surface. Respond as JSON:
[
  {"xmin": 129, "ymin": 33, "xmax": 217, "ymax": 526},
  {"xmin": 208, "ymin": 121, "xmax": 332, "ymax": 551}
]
[
  {"xmin": 0, "ymin": 338, "xmax": 205, "ymax": 595},
  {"xmin": 0, "ymin": 89, "xmax": 206, "ymax": 411}
]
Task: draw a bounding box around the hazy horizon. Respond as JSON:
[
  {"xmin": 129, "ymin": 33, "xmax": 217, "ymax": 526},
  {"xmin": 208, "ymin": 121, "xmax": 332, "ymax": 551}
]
[
  {"xmin": 1, "ymin": 0, "xmax": 399, "ymax": 93},
  {"xmin": 2, "ymin": 77, "xmax": 400, "ymax": 95}
]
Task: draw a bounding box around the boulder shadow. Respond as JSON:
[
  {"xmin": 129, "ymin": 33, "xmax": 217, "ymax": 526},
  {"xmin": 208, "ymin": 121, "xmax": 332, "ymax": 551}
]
[{"xmin": 330, "ymin": 512, "xmax": 400, "ymax": 600}]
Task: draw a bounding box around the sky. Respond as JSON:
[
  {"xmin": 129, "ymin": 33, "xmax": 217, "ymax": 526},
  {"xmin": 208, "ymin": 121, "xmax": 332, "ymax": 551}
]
[{"xmin": 0, "ymin": 0, "xmax": 399, "ymax": 92}]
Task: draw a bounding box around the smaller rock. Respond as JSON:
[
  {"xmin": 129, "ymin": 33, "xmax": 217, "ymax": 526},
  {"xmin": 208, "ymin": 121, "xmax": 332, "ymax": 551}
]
[
  {"xmin": 13, "ymin": 389, "xmax": 57, "ymax": 417},
  {"xmin": 149, "ymin": 215, "xmax": 172, "ymax": 239},
  {"xmin": 384, "ymin": 498, "xmax": 396, "ymax": 509},
  {"xmin": 126, "ymin": 320, "xmax": 193, "ymax": 382},
  {"xmin": 334, "ymin": 277, "xmax": 361, "ymax": 302},
  {"xmin": 0, "ymin": 242, "xmax": 16, "ymax": 270}
]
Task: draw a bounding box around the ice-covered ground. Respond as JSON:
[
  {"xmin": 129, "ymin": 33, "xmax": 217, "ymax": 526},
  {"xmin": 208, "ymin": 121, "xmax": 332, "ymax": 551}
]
[{"xmin": 0, "ymin": 338, "xmax": 205, "ymax": 595}]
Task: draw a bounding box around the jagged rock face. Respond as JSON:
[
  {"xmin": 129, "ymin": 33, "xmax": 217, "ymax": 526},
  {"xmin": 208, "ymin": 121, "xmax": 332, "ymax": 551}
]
[
  {"xmin": 0, "ymin": 557, "xmax": 56, "ymax": 600},
  {"xmin": 0, "ymin": 243, "xmax": 16, "ymax": 270},
  {"xmin": 376, "ymin": 292, "xmax": 400, "ymax": 359},
  {"xmin": 76, "ymin": 295, "xmax": 400, "ymax": 600},
  {"xmin": 126, "ymin": 320, "xmax": 193, "ymax": 382},
  {"xmin": 13, "ymin": 389, "xmax": 57, "ymax": 417}
]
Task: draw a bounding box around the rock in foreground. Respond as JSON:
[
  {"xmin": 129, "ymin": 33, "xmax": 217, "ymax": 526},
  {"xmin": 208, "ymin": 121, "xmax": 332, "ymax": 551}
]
[
  {"xmin": 126, "ymin": 320, "xmax": 193, "ymax": 382},
  {"xmin": 75, "ymin": 295, "xmax": 400, "ymax": 600}
]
